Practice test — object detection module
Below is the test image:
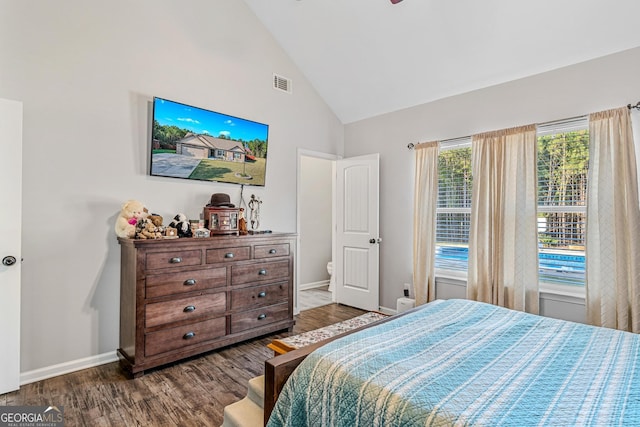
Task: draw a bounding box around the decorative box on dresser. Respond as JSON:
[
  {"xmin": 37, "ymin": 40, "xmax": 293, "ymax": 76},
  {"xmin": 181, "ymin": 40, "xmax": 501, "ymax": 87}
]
[{"xmin": 117, "ymin": 232, "xmax": 296, "ymax": 377}]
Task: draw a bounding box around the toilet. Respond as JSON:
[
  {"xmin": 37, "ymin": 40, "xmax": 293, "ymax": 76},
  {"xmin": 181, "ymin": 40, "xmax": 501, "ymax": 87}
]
[{"xmin": 327, "ymin": 261, "xmax": 335, "ymax": 292}]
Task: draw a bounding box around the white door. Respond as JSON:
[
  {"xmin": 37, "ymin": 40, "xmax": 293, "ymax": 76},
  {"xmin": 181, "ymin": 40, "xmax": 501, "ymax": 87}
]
[
  {"xmin": 0, "ymin": 98, "xmax": 22, "ymax": 394},
  {"xmin": 335, "ymin": 153, "xmax": 380, "ymax": 311}
]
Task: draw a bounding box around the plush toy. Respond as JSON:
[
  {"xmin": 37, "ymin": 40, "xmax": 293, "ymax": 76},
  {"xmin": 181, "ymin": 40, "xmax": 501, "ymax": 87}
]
[
  {"xmin": 115, "ymin": 200, "xmax": 148, "ymax": 238},
  {"xmin": 135, "ymin": 218, "xmax": 162, "ymax": 239},
  {"xmin": 168, "ymin": 213, "xmax": 192, "ymax": 238},
  {"xmin": 148, "ymin": 214, "xmax": 164, "ymax": 234},
  {"xmin": 148, "ymin": 214, "xmax": 163, "ymax": 227}
]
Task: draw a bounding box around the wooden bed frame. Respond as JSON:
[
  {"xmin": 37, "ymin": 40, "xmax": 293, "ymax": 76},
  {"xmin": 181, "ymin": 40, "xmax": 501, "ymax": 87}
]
[{"xmin": 263, "ymin": 308, "xmax": 417, "ymax": 425}]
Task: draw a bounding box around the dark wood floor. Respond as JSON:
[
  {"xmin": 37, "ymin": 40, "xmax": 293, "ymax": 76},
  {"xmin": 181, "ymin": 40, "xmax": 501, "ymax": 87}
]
[{"xmin": 0, "ymin": 303, "xmax": 365, "ymax": 426}]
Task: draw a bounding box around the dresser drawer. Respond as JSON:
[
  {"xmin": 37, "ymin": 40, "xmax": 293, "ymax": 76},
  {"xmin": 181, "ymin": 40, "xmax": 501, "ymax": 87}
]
[
  {"xmin": 230, "ymin": 303, "xmax": 289, "ymax": 334},
  {"xmin": 254, "ymin": 243, "xmax": 290, "ymax": 259},
  {"xmin": 146, "ymin": 267, "xmax": 227, "ymax": 299},
  {"xmin": 146, "ymin": 249, "xmax": 201, "ymax": 270},
  {"xmin": 145, "ymin": 293, "xmax": 226, "ymax": 329},
  {"xmin": 231, "ymin": 281, "xmax": 288, "ymax": 311},
  {"xmin": 206, "ymin": 246, "xmax": 250, "ymax": 264},
  {"xmin": 231, "ymin": 260, "xmax": 290, "ymax": 285},
  {"xmin": 145, "ymin": 316, "xmax": 226, "ymax": 357}
]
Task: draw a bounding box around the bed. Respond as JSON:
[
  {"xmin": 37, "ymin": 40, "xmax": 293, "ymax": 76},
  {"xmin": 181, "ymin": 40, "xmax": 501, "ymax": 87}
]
[{"xmin": 264, "ymin": 299, "xmax": 640, "ymax": 426}]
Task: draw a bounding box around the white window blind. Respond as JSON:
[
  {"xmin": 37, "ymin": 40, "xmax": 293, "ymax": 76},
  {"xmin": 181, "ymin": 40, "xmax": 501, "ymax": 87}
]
[
  {"xmin": 536, "ymin": 116, "xmax": 588, "ymax": 286},
  {"xmin": 436, "ymin": 137, "xmax": 472, "ymax": 272}
]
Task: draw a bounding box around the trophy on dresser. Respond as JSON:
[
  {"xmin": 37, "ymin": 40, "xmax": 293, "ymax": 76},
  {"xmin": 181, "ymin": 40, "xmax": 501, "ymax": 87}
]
[{"xmin": 248, "ymin": 194, "xmax": 262, "ymax": 230}]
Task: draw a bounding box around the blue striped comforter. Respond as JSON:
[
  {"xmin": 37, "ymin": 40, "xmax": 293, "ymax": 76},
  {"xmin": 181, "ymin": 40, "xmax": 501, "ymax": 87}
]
[{"xmin": 267, "ymin": 299, "xmax": 640, "ymax": 426}]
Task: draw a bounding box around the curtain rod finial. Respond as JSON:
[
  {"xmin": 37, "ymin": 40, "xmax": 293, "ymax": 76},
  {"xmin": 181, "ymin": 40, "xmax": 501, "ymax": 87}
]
[{"xmin": 407, "ymin": 143, "xmax": 415, "ymax": 150}]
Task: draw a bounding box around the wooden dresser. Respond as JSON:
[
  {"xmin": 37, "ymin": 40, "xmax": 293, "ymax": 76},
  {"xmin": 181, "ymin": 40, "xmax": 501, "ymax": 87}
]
[{"xmin": 117, "ymin": 232, "xmax": 296, "ymax": 377}]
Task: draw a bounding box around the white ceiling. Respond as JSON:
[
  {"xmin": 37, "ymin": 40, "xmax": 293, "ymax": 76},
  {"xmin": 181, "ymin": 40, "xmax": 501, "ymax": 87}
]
[{"xmin": 243, "ymin": 0, "xmax": 640, "ymax": 124}]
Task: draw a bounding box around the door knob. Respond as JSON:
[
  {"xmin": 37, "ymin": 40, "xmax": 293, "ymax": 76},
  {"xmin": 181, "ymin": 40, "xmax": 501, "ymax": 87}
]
[
  {"xmin": 2, "ymin": 256, "xmax": 17, "ymax": 266},
  {"xmin": 369, "ymin": 238, "xmax": 382, "ymax": 244}
]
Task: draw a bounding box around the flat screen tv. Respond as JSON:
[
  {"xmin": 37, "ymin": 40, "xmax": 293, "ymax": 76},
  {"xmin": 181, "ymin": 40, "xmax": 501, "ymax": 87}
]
[{"xmin": 150, "ymin": 97, "xmax": 269, "ymax": 186}]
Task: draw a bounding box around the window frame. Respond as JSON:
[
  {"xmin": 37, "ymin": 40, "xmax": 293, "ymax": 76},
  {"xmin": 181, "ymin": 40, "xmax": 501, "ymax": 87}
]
[
  {"xmin": 435, "ymin": 137, "xmax": 472, "ymax": 280},
  {"xmin": 433, "ymin": 118, "xmax": 589, "ymax": 295},
  {"xmin": 536, "ymin": 116, "xmax": 588, "ymax": 292}
]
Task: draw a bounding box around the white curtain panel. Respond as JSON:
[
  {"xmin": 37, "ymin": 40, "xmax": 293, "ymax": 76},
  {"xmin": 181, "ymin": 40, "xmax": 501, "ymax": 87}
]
[
  {"xmin": 586, "ymin": 107, "xmax": 640, "ymax": 333},
  {"xmin": 468, "ymin": 125, "xmax": 539, "ymax": 314},
  {"xmin": 413, "ymin": 141, "xmax": 439, "ymax": 305}
]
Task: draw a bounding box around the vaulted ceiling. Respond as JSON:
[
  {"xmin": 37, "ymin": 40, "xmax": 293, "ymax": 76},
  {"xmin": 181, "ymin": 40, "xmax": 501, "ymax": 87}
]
[{"xmin": 243, "ymin": 0, "xmax": 640, "ymax": 123}]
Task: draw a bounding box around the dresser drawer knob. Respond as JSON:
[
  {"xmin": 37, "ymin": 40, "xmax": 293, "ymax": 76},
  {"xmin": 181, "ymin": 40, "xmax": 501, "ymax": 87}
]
[
  {"xmin": 258, "ymin": 269, "xmax": 267, "ymax": 276},
  {"xmin": 224, "ymin": 253, "xmax": 234, "ymax": 259},
  {"xmin": 183, "ymin": 332, "xmax": 196, "ymax": 340},
  {"xmin": 170, "ymin": 257, "xmax": 182, "ymax": 264},
  {"xmin": 183, "ymin": 305, "xmax": 196, "ymax": 313},
  {"xmin": 268, "ymin": 249, "xmax": 277, "ymax": 254},
  {"xmin": 184, "ymin": 279, "xmax": 197, "ymax": 286},
  {"xmin": 257, "ymin": 313, "xmax": 267, "ymax": 320},
  {"xmin": 258, "ymin": 292, "xmax": 267, "ymax": 298}
]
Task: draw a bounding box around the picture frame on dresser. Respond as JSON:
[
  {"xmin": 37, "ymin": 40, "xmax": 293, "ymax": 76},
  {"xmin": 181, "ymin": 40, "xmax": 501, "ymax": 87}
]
[{"xmin": 117, "ymin": 232, "xmax": 296, "ymax": 377}]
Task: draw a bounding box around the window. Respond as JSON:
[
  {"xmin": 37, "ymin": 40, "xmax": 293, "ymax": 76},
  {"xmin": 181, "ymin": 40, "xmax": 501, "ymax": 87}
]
[
  {"xmin": 537, "ymin": 117, "xmax": 588, "ymax": 286},
  {"xmin": 434, "ymin": 118, "xmax": 589, "ymax": 287},
  {"xmin": 435, "ymin": 138, "xmax": 472, "ymax": 273}
]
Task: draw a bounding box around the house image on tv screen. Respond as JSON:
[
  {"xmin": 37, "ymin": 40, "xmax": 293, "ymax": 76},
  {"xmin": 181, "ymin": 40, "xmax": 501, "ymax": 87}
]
[
  {"xmin": 176, "ymin": 133, "xmax": 256, "ymax": 163},
  {"xmin": 149, "ymin": 97, "xmax": 268, "ymax": 186}
]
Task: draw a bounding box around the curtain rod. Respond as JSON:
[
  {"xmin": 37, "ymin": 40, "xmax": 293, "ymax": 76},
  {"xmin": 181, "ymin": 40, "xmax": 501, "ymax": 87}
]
[
  {"xmin": 407, "ymin": 103, "xmax": 639, "ymax": 151},
  {"xmin": 408, "ymin": 139, "xmax": 471, "ymax": 150}
]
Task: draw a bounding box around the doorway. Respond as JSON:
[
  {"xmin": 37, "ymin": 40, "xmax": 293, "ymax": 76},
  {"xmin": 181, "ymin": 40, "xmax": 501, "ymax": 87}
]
[{"xmin": 296, "ymin": 150, "xmax": 338, "ymax": 313}]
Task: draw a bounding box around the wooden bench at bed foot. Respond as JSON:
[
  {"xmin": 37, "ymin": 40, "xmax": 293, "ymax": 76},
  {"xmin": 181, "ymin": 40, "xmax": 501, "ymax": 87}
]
[{"xmin": 221, "ymin": 375, "xmax": 265, "ymax": 427}]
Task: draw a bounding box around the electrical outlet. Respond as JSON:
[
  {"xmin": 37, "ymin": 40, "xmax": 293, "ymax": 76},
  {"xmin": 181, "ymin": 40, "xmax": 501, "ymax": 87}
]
[{"xmin": 403, "ymin": 283, "xmax": 411, "ymax": 297}]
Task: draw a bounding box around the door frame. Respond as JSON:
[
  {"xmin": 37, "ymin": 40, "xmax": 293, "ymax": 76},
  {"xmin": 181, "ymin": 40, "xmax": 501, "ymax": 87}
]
[{"xmin": 295, "ymin": 149, "xmax": 341, "ymax": 315}]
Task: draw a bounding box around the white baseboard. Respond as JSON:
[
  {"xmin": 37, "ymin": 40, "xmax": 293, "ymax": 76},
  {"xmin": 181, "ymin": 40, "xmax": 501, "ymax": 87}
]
[
  {"xmin": 378, "ymin": 306, "xmax": 396, "ymax": 315},
  {"xmin": 299, "ymin": 280, "xmax": 330, "ymax": 291},
  {"xmin": 20, "ymin": 351, "xmax": 119, "ymax": 386}
]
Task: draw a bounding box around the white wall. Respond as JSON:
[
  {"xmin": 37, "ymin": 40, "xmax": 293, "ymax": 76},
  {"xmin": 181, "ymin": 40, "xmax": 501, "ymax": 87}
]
[
  {"xmin": 344, "ymin": 46, "xmax": 640, "ymax": 310},
  {"xmin": 299, "ymin": 156, "xmax": 333, "ymax": 288},
  {"xmin": 0, "ymin": 0, "xmax": 343, "ymax": 372}
]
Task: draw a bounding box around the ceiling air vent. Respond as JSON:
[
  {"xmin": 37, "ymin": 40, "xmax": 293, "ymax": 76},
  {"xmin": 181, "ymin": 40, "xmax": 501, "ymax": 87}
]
[{"xmin": 273, "ymin": 73, "xmax": 292, "ymax": 94}]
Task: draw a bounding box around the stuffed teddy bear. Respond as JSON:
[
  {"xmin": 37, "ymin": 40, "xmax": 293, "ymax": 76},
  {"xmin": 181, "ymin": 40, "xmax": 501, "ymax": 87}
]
[
  {"xmin": 115, "ymin": 200, "xmax": 148, "ymax": 238},
  {"xmin": 168, "ymin": 213, "xmax": 192, "ymax": 238},
  {"xmin": 135, "ymin": 218, "xmax": 162, "ymax": 239},
  {"xmin": 148, "ymin": 214, "xmax": 164, "ymax": 234}
]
